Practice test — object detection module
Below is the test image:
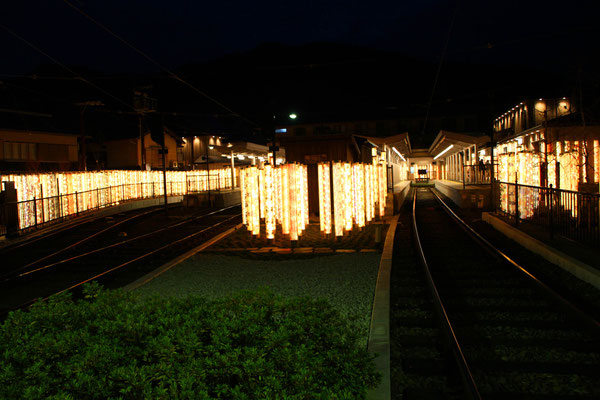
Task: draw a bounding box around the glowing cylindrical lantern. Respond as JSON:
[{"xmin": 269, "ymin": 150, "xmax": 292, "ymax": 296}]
[
  {"xmin": 317, "ymin": 162, "xmax": 332, "ymax": 234},
  {"xmin": 264, "ymin": 165, "xmax": 276, "ymax": 239}
]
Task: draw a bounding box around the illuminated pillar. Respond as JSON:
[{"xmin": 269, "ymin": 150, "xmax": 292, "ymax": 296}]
[{"xmin": 318, "ymin": 162, "xmax": 332, "ymax": 234}]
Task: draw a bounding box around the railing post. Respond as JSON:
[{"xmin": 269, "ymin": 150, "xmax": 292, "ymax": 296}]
[
  {"xmin": 59, "ymin": 193, "xmax": 64, "ymax": 219},
  {"xmin": 33, "ymin": 196, "xmax": 38, "ymax": 228},
  {"xmin": 96, "ymin": 187, "xmax": 100, "ymax": 209},
  {"xmin": 549, "ymin": 184, "xmax": 554, "ymax": 239},
  {"xmin": 76, "ymin": 191, "xmax": 79, "ymax": 216},
  {"xmin": 514, "ymin": 175, "xmax": 519, "ymax": 227},
  {"xmin": 462, "ymin": 164, "xmax": 466, "ymax": 190},
  {"xmin": 40, "ymin": 184, "xmax": 44, "ymax": 224}
]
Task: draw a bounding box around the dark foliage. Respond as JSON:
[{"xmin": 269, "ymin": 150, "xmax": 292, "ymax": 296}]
[{"xmin": 0, "ymin": 283, "xmax": 379, "ymax": 399}]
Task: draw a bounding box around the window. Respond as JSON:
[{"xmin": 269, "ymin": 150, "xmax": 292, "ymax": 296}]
[{"xmin": 3, "ymin": 142, "xmax": 37, "ymax": 161}]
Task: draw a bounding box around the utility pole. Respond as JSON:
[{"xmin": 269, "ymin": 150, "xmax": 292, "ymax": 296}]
[
  {"xmin": 230, "ymin": 150, "xmax": 235, "ymax": 189},
  {"xmin": 543, "ymin": 107, "xmax": 549, "ymax": 188},
  {"xmin": 133, "ymin": 87, "xmax": 157, "ymax": 170},
  {"xmin": 162, "ymin": 135, "xmax": 168, "ymax": 215},
  {"xmin": 139, "ymin": 115, "xmax": 146, "ymax": 169},
  {"xmin": 206, "ymin": 137, "xmax": 211, "ymax": 206},
  {"xmin": 75, "ymin": 100, "xmax": 103, "ymax": 171},
  {"xmin": 490, "ymin": 129, "xmax": 495, "ymax": 211}
]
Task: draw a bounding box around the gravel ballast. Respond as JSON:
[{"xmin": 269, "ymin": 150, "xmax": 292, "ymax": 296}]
[{"xmin": 136, "ymin": 252, "xmax": 381, "ymax": 345}]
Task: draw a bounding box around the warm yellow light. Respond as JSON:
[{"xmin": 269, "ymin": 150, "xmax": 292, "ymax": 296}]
[
  {"xmin": 264, "ymin": 165, "xmax": 275, "ymax": 239},
  {"xmin": 317, "ymin": 162, "xmax": 331, "ymax": 234},
  {"xmin": 1, "ymin": 169, "xmax": 235, "ymax": 230},
  {"xmin": 333, "ymin": 163, "xmax": 345, "ymax": 236},
  {"xmin": 238, "ymin": 164, "xmax": 308, "ymax": 240}
]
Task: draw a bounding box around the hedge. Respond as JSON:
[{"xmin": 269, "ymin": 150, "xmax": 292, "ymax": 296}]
[{"xmin": 0, "ymin": 283, "xmax": 380, "ymax": 399}]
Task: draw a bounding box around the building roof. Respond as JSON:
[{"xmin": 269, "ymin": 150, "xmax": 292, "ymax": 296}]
[
  {"xmin": 429, "ymin": 130, "xmax": 489, "ymax": 158},
  {"xmin": 354, "ymin": 132, "xmax": 411, "ymax": 156}
]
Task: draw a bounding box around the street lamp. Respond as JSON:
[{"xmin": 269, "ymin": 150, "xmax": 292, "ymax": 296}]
[{"xmin": 289, "ymin": 113, "xmax": 297, "ymax": 119}]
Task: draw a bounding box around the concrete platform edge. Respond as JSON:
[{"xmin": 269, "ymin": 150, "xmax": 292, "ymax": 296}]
[
  {"xmin": 482, "ymin": 212, "xmax": 600, "ymax": 289},
  {"xmin": 367, "ymin": 214, "xmax": 399, "ymax": 400},
  {"xmin": 123, "ymin": 222, "xmax": 244, "ymax": 291}
]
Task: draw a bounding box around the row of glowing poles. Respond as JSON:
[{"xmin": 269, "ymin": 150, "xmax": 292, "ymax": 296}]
[
  {"xmin": 0, "ymin": 169, "xmax": 235, "ymax": 230},
  {"xmin": 240, "ymin": 163, "xmax": 308, "ymax": 240},
  {"xmin": 240, "ymin": 156, "xmax": 387, "ymax": 239},
  {"xmin": 497, "ymin": 148, "xmax": 583, "ymax": 219},
  {"xmin": 324, "ymin": 161, "xmax": 387, "ymax": 237}
]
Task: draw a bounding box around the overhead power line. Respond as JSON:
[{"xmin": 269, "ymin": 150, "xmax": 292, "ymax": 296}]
[
  {"xmin": 0, "ymin": 22, "xmax": 136, "ymax": 112},
  {"xmin": 61, "ymin": 0, "xmax": 258, "ymax": 127},
  {"xmin": 422, "ymin": 2, "xmax": 459, "ymax": 136}
]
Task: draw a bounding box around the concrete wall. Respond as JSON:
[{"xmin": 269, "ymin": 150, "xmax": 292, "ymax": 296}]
[
  {"xmin": 183, "ymin": 189, "xmax": 241, "ymax": 208},
  {"xmin": 482, "ymin": 212, "xmax": 600, "ymax": 289}
]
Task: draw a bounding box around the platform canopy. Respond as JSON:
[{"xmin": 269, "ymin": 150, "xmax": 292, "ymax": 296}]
[
  {"xmin": 429, "ymin": 130, "xmax": 489, "ymax": 159},
  {"xmin": 354, "ymin": 132, "xmax": 411, "ymax": 159}
]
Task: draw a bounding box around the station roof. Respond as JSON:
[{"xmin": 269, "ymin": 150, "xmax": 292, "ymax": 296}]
[
  {"xmin": 429, "ymin": 130, "xmax": 489, "ymax": 159},
  {"xmin": 354, "ymin": 132, "xmax": 411, "ymax": 156}
]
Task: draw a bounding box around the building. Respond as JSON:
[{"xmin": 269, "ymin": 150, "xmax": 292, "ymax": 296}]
[
  {"xmin": 0, "ymin": 128, "xmax": 78, "ymax": 172},
  {"xmin": 492, "ymin": 97, "xmax": 600, "ymax": 193},
  {"xmin": 277, "ymin": 130, "xmax": 411, "ymax": 213},
  {"xmin": 429, "ymin": 130, "xmax": 491, "ymax": 184},
  {"xmin": 105, "ymin": 127, "xmax": 183, "ymax": 170}
]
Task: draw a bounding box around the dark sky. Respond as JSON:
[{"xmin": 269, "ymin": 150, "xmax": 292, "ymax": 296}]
[{"xmin": 2, "ymin": 0, "xmax": 599, "ymax": 75}]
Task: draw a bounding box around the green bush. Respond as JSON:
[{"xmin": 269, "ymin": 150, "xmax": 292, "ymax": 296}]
[{"xmin": 0, "ymin": 283, "xmax": 379, "ymax": 399}]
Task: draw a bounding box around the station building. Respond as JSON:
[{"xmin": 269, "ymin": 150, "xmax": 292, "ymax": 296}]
[{"xmin": 492, "ymin": 97, "xmax": 600, "ymax": 193}]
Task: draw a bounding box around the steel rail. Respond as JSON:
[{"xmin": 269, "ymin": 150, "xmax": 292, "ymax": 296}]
[
  {"xmin": 2, "ymin": 213, "xmax": 240, "ymax": 317},
  {"xmin": 1, "ymin": 207, "xmax": 164, "ymax": 278},
  {"xmin": 411, "ymin": 189, "xmax": 482, "ymax": 400},
  {"xmin": 3, "ymin": 205, "xmax": 239, "ymax": 281},
  {"xmin": 429, "ymin": 188, "xmax": 600, "ymax": 334},
  {"xmin": 0, "ymin": 202, "xmax": 181, "ymax": 253}
]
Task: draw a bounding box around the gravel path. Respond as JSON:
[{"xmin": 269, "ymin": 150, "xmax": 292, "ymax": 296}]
[{"xmin": 136, "ymin": 252, "xmax": 381, "ymax": 346}]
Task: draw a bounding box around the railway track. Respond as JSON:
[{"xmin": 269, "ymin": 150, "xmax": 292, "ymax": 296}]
[
  {"xmin": 0, "ymin": 205, "xmax": 241, "ymax": 317},
  {"xmin": 391, "ymin": 187, "xmax": 600, "ymax": 399},
  {"xmin": 0, "ymin": 204, "xmax": 183, "ymax": 275}
]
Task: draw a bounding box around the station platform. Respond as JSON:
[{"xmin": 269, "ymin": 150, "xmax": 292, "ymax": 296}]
[
  {"xmin": 433, "ymin": 179, "xmax": 492, "ymax": 209},
  {"xmin": 387, "ymin": 181, "xmax": 412, "ymax": 215}
]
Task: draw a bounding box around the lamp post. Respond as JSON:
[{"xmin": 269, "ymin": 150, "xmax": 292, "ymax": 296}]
[{"xmin": 271, "ymin": 112, "xmax": 297, "ymax": 166}]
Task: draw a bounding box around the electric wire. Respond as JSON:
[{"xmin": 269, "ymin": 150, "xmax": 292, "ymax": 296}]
[
  {"xmin": 0, "ymin": 22, "xmax": 137, "ymax": 113},
  {"xmin": 60, "ymin": 0, "xmax": 258, "ymax": 127},
  {"xmin": 422, "ymin": 2, "xmax": 459, "ymax": 136}
]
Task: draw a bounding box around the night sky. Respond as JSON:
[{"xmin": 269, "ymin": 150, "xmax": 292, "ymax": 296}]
[
  {"xmin": 2, "ymin": 1, "xmax": 600, "ymax": 144},
  {"xmin": 3, "ymin": 0, "xmax": 599, "ymax": 74}
]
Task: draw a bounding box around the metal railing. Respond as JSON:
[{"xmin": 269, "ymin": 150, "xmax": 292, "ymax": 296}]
[
  {"xmin": 1, "ymin": 176, "xmax": 238, "ymax": 236},
  {"xmin": 462, "ymin": 164, "xmax": 493, "ymax": 186},
  {"xmin": 496, "ymin": 181, "xmax": 600, "ymax": 247}
]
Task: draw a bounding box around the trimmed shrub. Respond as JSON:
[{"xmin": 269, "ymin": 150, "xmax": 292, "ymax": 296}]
[{"xmin": 1, "ymin": 283, "xmax": 379, "ymax": 399}]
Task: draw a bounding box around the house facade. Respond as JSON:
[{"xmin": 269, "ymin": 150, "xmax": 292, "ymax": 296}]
[{"xmin": 0, "ymin": 129, "xmax": 78, "ymax": 172}]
